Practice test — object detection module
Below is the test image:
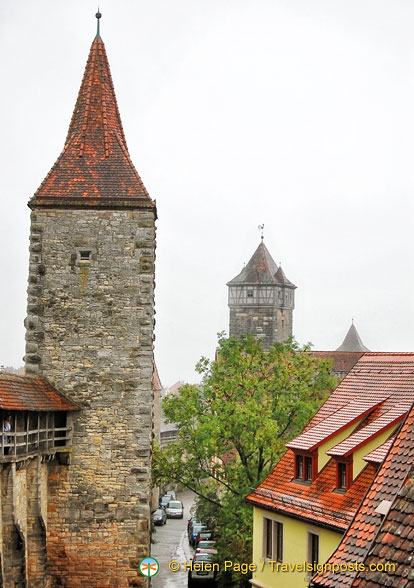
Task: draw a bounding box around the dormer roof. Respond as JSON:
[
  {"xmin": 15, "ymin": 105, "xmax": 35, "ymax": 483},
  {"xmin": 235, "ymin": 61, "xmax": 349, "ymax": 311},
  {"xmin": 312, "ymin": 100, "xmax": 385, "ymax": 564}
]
[
  {"xmin": 29, "ymin": 34, "xmax": 154, "ymax": 210},
  {"xmin": 227, "ymin": 242, "xmax": 295, "ymax": 287},
  {"xmin": 336, "ymin": 322, "xmax": 370, "ymax": 352}
]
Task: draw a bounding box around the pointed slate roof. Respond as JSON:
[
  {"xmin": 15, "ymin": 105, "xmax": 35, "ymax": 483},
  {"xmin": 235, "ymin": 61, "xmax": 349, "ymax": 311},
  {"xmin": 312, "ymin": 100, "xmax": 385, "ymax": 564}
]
[
  {"xmin": 29, "ymin": 33, "xmax": 154, "ymax": 209},
  {"xmin": 336, "ymin": 322, "xmax": 370, "ymax": 352},
  {"xmin": 227, "ymin": 242, "xmax": 295, "ymax": 287}
]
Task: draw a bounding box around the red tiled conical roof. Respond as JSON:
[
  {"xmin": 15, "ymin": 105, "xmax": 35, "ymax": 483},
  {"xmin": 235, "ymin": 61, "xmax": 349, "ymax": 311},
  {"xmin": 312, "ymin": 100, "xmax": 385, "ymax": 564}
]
[{"xmin": 30, "ymin": 35, "xmax": 154, "ymax": 209}]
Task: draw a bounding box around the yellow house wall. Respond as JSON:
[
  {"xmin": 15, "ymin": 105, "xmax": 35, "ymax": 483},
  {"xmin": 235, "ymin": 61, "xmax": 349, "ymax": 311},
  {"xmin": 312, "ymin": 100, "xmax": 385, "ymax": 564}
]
[
  {"xmin": 353, "ymin": 425, "xmax": 399, "ymax": 476},
  {"xmin": 317, "ymin": 418, "xmax": 363, "ymax": 471},
  {"xmin": 251, "ymin": 507, "xmax": 343, "ymax": 588}
]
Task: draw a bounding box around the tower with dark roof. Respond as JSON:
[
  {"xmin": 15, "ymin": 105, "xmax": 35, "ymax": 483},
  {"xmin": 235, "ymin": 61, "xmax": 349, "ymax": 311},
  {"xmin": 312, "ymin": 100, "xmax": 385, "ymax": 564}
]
[
  {"xmin": 227, "ymin": 241, "xmax": 296, "ymax": 347},
  {"xmin": 24, "ymin": 17, "xmax": 155, "ymax": 586}
]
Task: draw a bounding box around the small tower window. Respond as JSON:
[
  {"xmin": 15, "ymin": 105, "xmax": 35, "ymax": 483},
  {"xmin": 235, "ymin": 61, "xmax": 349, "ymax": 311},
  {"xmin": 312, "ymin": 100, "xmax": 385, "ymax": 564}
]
[{"xmin": 79, "ymin": 250, "xmax": 91, "ymax": 262}]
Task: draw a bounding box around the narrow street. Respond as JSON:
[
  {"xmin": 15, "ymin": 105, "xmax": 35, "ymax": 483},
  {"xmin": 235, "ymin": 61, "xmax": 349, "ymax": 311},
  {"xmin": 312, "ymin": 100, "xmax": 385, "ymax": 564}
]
[{"xmin": 151, "ymin": 490, "xmax": 195, "ymax": 587}]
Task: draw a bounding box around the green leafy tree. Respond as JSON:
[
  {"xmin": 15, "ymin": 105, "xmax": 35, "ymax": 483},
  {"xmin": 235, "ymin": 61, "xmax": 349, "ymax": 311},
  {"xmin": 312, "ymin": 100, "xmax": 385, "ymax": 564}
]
[{"xmin": 153, "ymin": 334, "xmax": 335, "ymax": 586}]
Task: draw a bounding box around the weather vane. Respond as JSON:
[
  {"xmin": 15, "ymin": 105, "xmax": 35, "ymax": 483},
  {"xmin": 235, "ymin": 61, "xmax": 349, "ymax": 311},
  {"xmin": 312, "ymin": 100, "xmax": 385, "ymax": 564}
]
[{"xmin": 258, "ymin": 224, "xmax": 264, "ymax": 241}]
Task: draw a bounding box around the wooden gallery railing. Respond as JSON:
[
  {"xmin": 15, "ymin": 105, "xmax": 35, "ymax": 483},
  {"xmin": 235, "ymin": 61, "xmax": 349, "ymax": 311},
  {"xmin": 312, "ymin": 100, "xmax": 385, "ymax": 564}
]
[{"xmin": 1, "ymin": 417, "xmax": 72, "ymax": 458}]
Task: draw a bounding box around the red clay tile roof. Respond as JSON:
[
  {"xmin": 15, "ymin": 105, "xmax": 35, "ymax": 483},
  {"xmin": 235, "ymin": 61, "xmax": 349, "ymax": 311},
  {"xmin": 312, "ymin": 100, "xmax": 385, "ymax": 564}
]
[
  {"xmin": 363, "ymin": 437, "xmax": 394, "ymax": 465},
  {"xmin": 353, "ymin": 466, "xmax": 414, "ymax": 587},
  {"xmin": 30, "ymin": 35, "xmax": 154, "ymax": 209},
  {"xmin": 286, "ymin": 397, "xmax": 385, "ymax": 452},
  {"xmin": 310, "ymin": 351, "xmax": 364, "ymax": 375},
  {"xmin": 247, "ymin": 353, "xmax": 414, "ymax": 533},
  {"xmin": 247, "ymin": 449, "xmax": 376, "ymax": 531},
  {"xmin": 0, "ymin": 374, "xmax": 79, "ymax": 412},
  {"xmin": 312, "ymin": 401, "xmax": 414, "ymax": 588},
  {"xmin": 227, "ymin": 242, "xmax": 295, "ymax": 287},
  {"xmin": 327, "ymin": 404, "xmax": 408, "ymax": 458}
]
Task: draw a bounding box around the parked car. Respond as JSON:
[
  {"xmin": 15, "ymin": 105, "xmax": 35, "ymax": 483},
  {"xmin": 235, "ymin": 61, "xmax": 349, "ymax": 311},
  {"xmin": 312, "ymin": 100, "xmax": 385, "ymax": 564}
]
[
  {"xmin": 165, "ymin": 500, "xmax": 184, "ymax": 518},
  {"xmin": 189, "ymin": 523, "xmax": 206, "ymax": 547},
  {"xmin": 159, "ymin": 495, "xmax": 172, "ymax": 509},
  {"xmin": 151, "ymin": 508, "xmax": 167, "ymax": 526},
  {"xmin": 188, "ymin": 552, "xmax": 217, "ymax": 586},
  {"xmin": 196, "ymin": 530, "xmax": 216, "ymax": 544},
  {"xmin": 165, "ymin": 489, "xmax": 176, "ymax": 500},
  {"xmin": 188, "ymin": 516, "xmax": 202, "ymax": 538},
  {"xmin": 196, "ymin": 540, "xmax": 217, "ymax": 555}
]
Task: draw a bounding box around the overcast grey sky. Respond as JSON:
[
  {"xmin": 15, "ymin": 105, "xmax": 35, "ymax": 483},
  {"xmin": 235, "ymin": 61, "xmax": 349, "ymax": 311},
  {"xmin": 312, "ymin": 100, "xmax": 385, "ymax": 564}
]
[{"xmin": 0, "ymin": 1, "xmax": 413, "ymax": 385}]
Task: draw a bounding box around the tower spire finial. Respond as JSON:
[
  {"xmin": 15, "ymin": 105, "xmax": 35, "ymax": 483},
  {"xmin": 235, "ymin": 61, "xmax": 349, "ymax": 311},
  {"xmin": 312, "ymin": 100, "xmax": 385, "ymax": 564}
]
[
  {"xmin": 95, "ymin": 8, "xmax": 102, "ymax": 38},
  {"xmin": 258, "ymin": 224, "xmax": 264, "ymax": 242}
]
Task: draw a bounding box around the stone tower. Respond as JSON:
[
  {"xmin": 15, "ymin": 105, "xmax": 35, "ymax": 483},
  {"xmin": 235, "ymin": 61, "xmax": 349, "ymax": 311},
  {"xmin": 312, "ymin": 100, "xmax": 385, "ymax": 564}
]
[
  {"xmin": 227, "ymin": 241, "xmax": 296, "ymax": 347},
  {"xmin": 24, "ymin": 18, "xmax": 155, "ymax": 588}
]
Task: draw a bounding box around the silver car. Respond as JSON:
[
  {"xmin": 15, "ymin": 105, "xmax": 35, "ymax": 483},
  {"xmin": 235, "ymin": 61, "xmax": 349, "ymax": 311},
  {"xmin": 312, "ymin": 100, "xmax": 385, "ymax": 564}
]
[{"xmin": 165, "ymin": 500, "xmax": 184, "ymax": 518}]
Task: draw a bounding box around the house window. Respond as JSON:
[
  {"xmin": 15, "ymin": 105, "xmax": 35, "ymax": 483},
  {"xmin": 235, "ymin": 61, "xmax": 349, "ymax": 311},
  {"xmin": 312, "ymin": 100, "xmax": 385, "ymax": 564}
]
[
  {"xmin": 336, "ymin": 459, "xmax": 352, "ymax": 490},
  {"xmin": 247, "ymin": 289, "xmax": 254, "ymax": 298},
  {"xmin": 338, "ymin": 462, "xmax": 347, "ymax": 489},
  {"xmin": 308, "ymin": 532, "xmax": 319, "ymax": 566},
  {"xmin": 305, "ymin": 457, "xmax": 313, "ymax": 481},
  {"xmin": 296, "ymin": 454, "xmax": 303, "ymax": 479},
  {"xmin": 295, "ymin": 454, "xmax": 315, "ymax": 482},
  {"xmin": 263, "ymin": 518, "xmax": 283, "ymax": 562},
  {"xmin": 265, "ymin": 518, "xmax": 272, "ymax": 559},
  {"xmin": 275, "ymin": 521, "xmax": 283, "ymax": 562}
]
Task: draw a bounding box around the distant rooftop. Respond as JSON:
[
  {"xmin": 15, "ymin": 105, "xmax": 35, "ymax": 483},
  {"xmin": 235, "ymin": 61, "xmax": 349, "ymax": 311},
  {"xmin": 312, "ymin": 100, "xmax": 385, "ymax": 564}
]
[
  {"xmin": 336, "ymin": 322, "xmax": 370, "ymax": 352},
  {"xmin": 227, "ymin": 242, "xmax": 295, "ymax": 287}
]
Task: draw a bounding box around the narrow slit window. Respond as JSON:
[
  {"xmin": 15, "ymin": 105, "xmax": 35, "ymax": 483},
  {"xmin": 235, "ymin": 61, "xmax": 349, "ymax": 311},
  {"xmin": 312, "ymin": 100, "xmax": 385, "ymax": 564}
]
[{"xmin": 79, "ymin": 250, "xmax": 91, "ymax": 261}]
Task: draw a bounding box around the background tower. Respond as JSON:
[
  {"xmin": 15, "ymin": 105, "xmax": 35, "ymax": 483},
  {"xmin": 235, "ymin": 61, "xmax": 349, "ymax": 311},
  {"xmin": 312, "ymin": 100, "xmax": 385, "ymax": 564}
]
[
  {"xmin": 227, "ymin": 241, "xmax": 296, "ymax": 347},
  {"xmin": 24, "ymin": 20, "xmax": 155, "ymax": 587}
]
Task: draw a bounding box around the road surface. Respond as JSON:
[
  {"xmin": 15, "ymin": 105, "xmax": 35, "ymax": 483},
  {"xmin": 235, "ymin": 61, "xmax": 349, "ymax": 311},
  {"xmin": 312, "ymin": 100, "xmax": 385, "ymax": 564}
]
[{"xmin": 151, "ymin": 490, "xmax": 195, "ymax": 587}]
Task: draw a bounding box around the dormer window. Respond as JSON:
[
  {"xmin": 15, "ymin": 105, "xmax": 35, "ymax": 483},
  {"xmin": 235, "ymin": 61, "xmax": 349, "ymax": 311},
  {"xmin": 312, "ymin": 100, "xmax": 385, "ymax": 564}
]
[
  {"xmin": 295, "ymin": 452, "xmax": 316, "ymax": 483},
  {"xmin": 336, "ymin": 458, "xmax": 353, "ymax": 491},
  {"xmin": 296, "ymin": 454, "xmax": 303, "ymax": 479},
  {"xmin": 338, "ymin": 463, "xmax": 347, "ymax": 489},
  {"xmin": 305, "ymin": 456, "xmax": 313, "ymax": 481}
]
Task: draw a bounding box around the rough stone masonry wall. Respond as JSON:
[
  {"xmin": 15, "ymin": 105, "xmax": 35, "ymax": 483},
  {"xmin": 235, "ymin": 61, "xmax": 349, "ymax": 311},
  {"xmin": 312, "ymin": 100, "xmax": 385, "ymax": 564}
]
[
  {"xmin": 25, "ymin": 208, "xmax": 155, "ymax": 587},
  {"xmin": 0, "ymin": 458, "xmax": 48, "ymax": 588},
  {"xmin": 230, "ymin": 306, "xmax": 293, "ymax": 348},
  {"xmin": 229, "ymin": 302, "xmax": 294, "ymax": 348}
]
